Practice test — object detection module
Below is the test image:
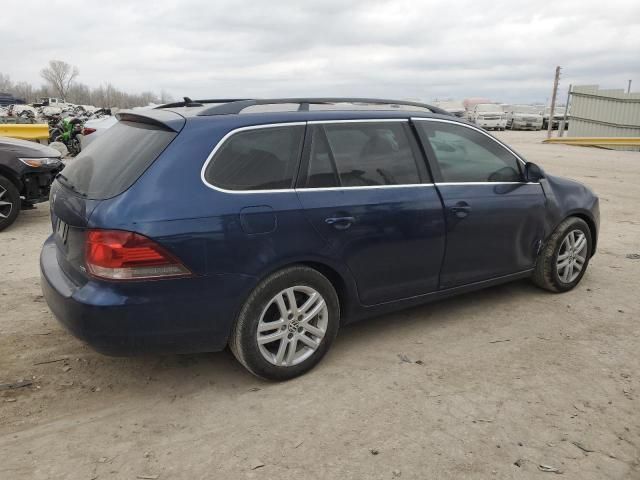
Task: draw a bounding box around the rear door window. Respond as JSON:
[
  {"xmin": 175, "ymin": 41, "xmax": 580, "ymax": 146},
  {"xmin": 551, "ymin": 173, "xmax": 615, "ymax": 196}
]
[
  {"xmin": 58, "ymin": 121, "xmax": 176, "ymax": 199},
  {"xmin": 305, "ymin": 128, "xmax": 340, "ymax": 188},
  {"xmin": 303, "ymin": 122, "xmax": 425, "ymax": 188},
  {"xmin": 204, "ymin": 125, "xmax": 305, "ymax": 191}
]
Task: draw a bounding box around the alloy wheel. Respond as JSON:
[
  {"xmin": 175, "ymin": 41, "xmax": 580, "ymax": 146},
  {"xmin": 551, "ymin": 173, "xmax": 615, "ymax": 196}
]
[
  {"xmin": 256, "ymin": 286, "xmax": 328, "ymax": 367},
  {"xmin": 0, "ymin": 185, "xmax": 13, "ymax": 219},
  {"xmin": 556, "ymin": 229, "xmax": 588, "ymax": 283}
]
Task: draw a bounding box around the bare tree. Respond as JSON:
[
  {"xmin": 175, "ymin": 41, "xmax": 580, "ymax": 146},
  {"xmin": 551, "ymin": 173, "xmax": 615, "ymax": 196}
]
[
  {"xmin": 4, "ymin": 64, "xmax": 164, "ymax": 108},
  {"xmin": 160, "ymin": 89, "xmax": 174, "ymax": 103},
  {"xmin": 13, "ymin": 82, "xmax": 35, "ymax": 103},
  {"xmin": 0, "ymin": 73, "xmax": 13, "ymax": 93},
  {"xmin": 40, "ymin": 60, "xmax": 79, "ymax": 100}
]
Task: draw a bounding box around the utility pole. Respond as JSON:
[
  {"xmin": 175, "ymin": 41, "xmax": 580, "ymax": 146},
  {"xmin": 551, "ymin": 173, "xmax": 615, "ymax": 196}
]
[
  {"xmin": 547, "ymin": 66, "xmax": 561, "ymax": 139},
  {"xmin": 628, "ymin": 80, "xmax": 632, "ymax": 94},
  {"xmin": 558, "ymin": 84, "xmax": 571, "ymax": 137}
]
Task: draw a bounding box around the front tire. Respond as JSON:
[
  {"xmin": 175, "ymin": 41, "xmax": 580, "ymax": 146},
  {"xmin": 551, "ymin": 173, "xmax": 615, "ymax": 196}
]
[
  {"xmin": 0, "ymin": 175, "xmax": 20, "ymax": 231},
  {"xmin": 533, "ymin": 217, "xmax": 592, "ymax": 292},
  {"xmin": 230, "ymin": 266, "xmax": 340, "ymax": 380}
]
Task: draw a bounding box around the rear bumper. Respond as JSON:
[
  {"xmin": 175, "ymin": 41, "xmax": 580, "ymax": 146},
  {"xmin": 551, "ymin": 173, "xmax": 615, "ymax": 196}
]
[{"xmin": 40, "ymin": 237, "xmax": 254, "ymax": 355}]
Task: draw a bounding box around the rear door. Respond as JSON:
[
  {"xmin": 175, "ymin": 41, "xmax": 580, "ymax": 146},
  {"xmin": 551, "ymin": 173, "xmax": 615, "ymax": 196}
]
[
  {"xmin": 414, "ymin": 118, "xmax": 547, "ymax": 288},
  {"xmin": 296, "ymin": 120, "xmax": 446, "ymax": 305}
]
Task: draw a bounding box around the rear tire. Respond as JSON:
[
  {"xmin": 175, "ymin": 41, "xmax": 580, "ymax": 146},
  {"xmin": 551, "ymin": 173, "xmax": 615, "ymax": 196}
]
[
  {"xmin": 532, "ymin": 217, "xmax": 592, "ymax": 292},
  {"xmin": 230, "ymin": 266, "xmax": 340, "ymax": 380},
  {"xmin": 0, "ymin": 175, "xmax": 20, "ymax": 231}
]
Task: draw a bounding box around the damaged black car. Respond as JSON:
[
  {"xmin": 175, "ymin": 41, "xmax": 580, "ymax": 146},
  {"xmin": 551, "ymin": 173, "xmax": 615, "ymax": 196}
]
[{"xmin": 0, "ymin": 137, "xmax": 63, "ymax": 231}]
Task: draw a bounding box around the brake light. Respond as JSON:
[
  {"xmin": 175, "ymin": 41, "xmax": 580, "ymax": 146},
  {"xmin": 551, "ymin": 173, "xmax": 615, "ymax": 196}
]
[
  {"xmin": 85, "ymin": 230, "xmax": 191, "ymax": 280},
  {"xmin": 83, "ymin": 127, "xmax": 96, "ymax": 135}
]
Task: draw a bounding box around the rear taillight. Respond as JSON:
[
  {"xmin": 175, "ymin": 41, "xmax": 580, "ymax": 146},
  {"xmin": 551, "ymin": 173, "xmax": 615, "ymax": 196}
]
[
  {"xmin": 83, "ymin": 127, "xmax": 96, "ymax": 135},
  {"xmin": 85, "ymin": 229, "xmax": 191, "ymax": 280}
]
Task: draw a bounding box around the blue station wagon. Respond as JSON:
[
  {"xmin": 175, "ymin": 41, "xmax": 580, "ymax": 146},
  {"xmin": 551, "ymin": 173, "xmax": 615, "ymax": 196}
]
[{"xmin": 40, "ymin": 98, "xmax": 600, "ymax": 380}]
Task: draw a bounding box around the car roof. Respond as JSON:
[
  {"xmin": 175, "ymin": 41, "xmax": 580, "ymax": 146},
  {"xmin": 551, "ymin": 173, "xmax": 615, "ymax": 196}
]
[
  {"xmin": 187, "ymin": 108, "xmax": 469, "ymax": 134},
  {"xmin": 117, "ymin": 98, "xmax": 474, "ymax": 132}
]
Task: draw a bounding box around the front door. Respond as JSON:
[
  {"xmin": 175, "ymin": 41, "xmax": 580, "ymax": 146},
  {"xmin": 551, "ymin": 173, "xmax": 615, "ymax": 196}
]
[
  {"xmin": 415, "ymin": 119, "xmax": 547, "ymax": 289},
  {"xmin": 296, "ymin": 120, "xmax": 446, "ymax": 305}
]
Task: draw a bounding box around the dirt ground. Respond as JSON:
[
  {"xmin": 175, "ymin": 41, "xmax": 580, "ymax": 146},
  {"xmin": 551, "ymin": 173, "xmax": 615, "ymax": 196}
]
[{"xmin": 1, "ymin": 131, "xmax": 638, "ymax": 480}]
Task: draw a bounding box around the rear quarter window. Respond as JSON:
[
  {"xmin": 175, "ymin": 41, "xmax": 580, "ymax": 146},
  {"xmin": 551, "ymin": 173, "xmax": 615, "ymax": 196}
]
[
  {"xmin": 59, "ymin": 121, "xmax": 176, "ymax": 199},
  {"xmin": 204, "ymin": 125, "xmax": 305, "ymax": 191}
]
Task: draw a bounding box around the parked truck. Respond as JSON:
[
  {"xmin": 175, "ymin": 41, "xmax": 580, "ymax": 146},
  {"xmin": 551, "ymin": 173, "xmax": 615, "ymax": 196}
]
[
  {"xmin": 467, "ymin": 103, "xmax": 506, "ymax": 130},
  {"xmin": 505, "ymin": 105, "xmax": 544, "ymax": 130},
  {"xmin": 33, "ymin": 97, "xmax": 68, "ymax": 108},
  {"xmin": 542, "ymin": 106, "xmax": 568, "ymax": 130}
]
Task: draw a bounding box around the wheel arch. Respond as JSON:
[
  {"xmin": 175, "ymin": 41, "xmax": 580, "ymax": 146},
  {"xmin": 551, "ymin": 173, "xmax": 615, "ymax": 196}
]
[
  {"xmin": 252, "ymin": 258, "xmax": 359, "ymax": 322},
  {"xmin": 0, "ymin": 166, "xmax": 23, "ymax": 192},
  {"xmin": 571, "ymin": 212, "xmax": 597, "ymax": 256},
  {"xmin": 298, "ymin": 260, "xmax": 352, "ymax": 319},
  {"xmin": 552, "ymin": 210, "xmax": 597, "ymax": 257}
]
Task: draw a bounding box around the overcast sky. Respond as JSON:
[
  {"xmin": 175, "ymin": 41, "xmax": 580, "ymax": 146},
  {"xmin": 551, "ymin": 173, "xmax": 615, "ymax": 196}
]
[{"xmin": 3, "ymin": 0, "xmax": 639, "ymax": 104}]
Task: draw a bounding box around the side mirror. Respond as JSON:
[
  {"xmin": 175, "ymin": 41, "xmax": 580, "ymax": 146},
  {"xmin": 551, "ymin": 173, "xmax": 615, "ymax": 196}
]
[{"xmin": 525, "ymin": 162, "xmax": 545, "ymax": 182}]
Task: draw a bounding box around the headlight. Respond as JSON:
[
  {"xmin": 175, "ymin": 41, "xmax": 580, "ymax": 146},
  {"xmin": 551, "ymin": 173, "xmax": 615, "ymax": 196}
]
[{"xmin": 19, "ymin": 157, "xmax": 62, "ymax": 167}]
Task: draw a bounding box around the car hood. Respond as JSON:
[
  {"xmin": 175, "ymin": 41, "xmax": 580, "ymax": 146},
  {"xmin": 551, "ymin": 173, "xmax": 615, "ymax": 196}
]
[{"xmin": 0, "ymin": 136, "xmax": 61, "ymax": 158}]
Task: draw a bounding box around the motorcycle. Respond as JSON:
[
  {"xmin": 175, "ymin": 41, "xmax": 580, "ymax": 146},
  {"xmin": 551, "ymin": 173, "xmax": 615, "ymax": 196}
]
[{"xmin": 49, "ymin": 116, "xmax": 84, "ymax": 156}]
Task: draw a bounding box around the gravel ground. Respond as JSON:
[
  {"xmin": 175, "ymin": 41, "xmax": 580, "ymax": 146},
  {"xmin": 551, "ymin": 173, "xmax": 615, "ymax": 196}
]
[{"xmin": 0, "ymin": 130, "xmax": 638, "ymax": 479}]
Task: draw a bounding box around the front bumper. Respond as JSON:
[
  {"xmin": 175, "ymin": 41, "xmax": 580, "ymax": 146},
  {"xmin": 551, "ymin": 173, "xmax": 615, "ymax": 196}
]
[
  {"xmin": 476, "ymin": 119, "xmax": 506, "ymax": 129},
  {"xmin": 591, "ymin": 196, "xmax": 600, "ymax": 256},
  {"xmin": 21, "ymin": 164, "xmax": 64, "ymax": 203},
  {"xmin": 40, "ymin": 237, "xmax": 254, "ymax": 355},
  {"xmin": 511, "ymin": 120, "xmax": 542, "ymax": 130}
]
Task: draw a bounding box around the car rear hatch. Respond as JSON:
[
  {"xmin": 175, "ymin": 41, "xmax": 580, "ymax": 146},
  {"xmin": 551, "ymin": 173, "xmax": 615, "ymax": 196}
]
[{"xmin": 49, "ymin": 110, "xmax": 184, "ymax": 285}]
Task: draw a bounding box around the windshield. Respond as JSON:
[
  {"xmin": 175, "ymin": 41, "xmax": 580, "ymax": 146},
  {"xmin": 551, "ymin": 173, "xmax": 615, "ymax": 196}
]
[
  {"xmin": 513, "ymin": 105, "xmax": 541, "ymax": 114},
  {"xmin": 477, "ymin": 104, "xmax": 502, "ymax": 113},
  {"xmin": 58, "ymin": 121, "xmax": 176, "ymax": 200},
  {"xmin": 544, "ymin": 106, "xmax": 565, "ymax": 115}
]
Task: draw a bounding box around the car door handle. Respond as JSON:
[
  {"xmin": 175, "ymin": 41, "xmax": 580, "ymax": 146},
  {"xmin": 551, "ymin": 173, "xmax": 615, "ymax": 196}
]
[
  {"xmin": 450, "ymin": 202, "xmax": 471, "ymax": 218},
  {"xmin": 325, "ymin": 216, "xmax": 356, "ymax": 230}
]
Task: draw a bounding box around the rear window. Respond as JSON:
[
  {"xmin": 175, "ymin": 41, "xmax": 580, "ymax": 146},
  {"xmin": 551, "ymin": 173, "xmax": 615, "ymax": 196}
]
[
  {"xmin": 204, "ymin": 125, "xmax": 304, "ymax": 191},
  {"xmin": 58, "ymin": 121, "xmax": 176, "ymax": 199}
]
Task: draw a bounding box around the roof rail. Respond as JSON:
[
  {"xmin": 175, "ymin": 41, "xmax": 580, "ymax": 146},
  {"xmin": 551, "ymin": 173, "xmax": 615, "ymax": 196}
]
[
  {"xmin": 156, "ymin": 97, "xmax": 252, "ymax": 109},
  {"xmin": 196, "ymin": 98, "xmax": 450, "ymax": 116}
]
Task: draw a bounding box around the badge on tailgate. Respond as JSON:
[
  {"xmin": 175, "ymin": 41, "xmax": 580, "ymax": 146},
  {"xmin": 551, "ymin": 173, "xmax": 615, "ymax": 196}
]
[{"xmin": 55, "ymin": 218, "xmax": 69, "ymax": 245}]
